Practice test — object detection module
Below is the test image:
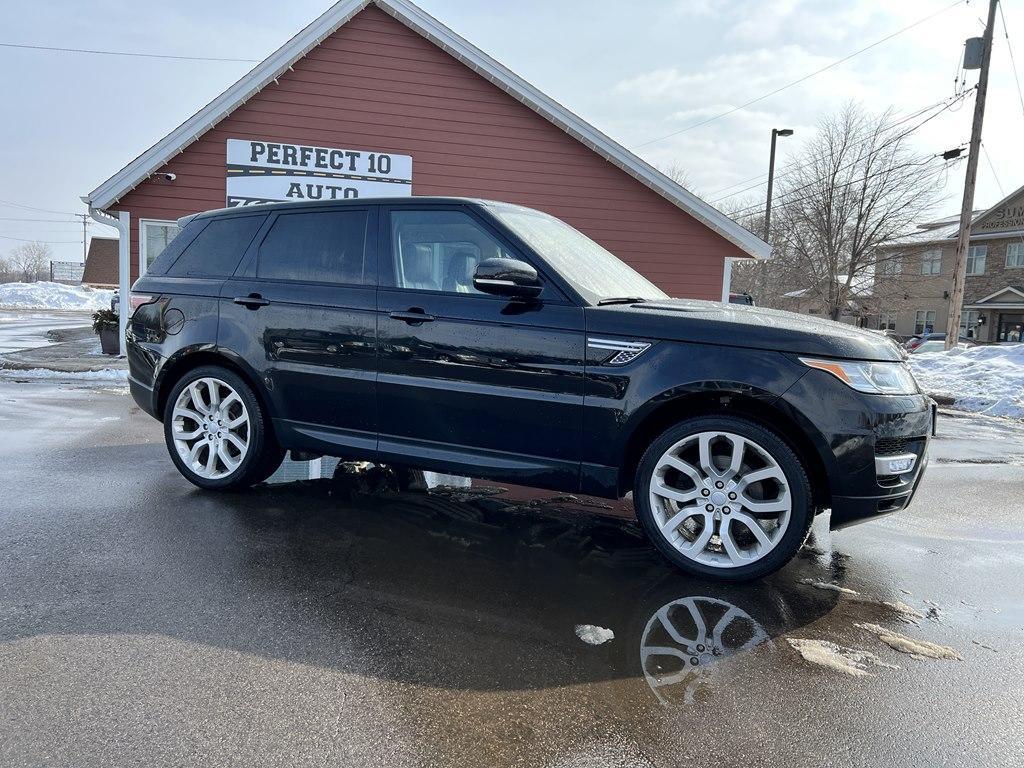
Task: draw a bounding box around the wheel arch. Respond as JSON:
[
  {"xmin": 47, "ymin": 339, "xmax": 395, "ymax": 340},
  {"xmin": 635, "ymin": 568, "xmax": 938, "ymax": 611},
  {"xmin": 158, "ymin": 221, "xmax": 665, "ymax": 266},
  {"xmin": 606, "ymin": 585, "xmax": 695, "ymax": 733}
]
[
  {"xmin": 155, "ymin": 348, "xmax": 275, "ymax": 432},
  {"xmin": 618, "ymin": 390, "xmax": 832, "ymax": 511}
]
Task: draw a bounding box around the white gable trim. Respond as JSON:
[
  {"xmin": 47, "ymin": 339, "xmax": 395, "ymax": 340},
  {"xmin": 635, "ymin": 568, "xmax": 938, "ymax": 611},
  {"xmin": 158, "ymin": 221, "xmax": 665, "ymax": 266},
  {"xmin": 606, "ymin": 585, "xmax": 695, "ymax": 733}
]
[
  {"xmin": 83, "ymin": 0, "xmax": 768, "ymax": 260},
  {"xmin": 972, "ymin": 286, "xmax": 1024, "ymax": 305}
]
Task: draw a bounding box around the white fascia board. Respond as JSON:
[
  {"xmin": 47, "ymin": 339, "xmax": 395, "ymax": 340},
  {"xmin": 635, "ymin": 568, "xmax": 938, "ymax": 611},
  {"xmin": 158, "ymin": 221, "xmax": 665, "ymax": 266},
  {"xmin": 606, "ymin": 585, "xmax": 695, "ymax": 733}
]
[{"xmin": 972, "ymin": 286, "xmax": 1024, "ymax": 304}]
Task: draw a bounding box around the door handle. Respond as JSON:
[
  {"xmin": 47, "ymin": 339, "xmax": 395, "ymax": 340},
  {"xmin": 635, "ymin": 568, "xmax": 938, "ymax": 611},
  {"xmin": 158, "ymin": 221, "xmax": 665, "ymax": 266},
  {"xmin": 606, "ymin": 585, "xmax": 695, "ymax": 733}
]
[
  {"xmin": 389, "ymin": 308, "xmax": 435, "ymax": 324},
  {"xmin": 233, "ymin": 293, "xmax": 270, "ymax": 309}
]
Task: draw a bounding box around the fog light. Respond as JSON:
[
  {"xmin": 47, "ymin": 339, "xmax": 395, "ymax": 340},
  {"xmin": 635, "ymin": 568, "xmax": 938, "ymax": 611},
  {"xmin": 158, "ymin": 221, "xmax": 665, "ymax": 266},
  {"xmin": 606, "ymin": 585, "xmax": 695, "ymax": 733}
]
[{"xmin": 875, "ymin": 453, "xmax": 917, "ymax": 476}]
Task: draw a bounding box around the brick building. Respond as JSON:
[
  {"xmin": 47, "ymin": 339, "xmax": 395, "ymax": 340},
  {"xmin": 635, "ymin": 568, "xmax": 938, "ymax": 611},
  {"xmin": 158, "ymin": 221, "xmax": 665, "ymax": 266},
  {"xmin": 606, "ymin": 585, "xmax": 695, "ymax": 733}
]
[
  {"xmin": 82, "ymin": 0, "xmax": 766, "ymax": 347},
  {"xmin": 874, "ymin": 183, "xmax": 1024, "ymax": 342}
]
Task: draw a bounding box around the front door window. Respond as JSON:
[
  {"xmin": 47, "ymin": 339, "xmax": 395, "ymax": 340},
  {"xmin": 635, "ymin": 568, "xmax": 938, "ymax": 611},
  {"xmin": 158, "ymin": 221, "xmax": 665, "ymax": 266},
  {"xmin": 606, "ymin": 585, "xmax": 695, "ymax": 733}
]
[{"xmin": 387, "ymin": 210, "xmax": 517, "ymax": 294}]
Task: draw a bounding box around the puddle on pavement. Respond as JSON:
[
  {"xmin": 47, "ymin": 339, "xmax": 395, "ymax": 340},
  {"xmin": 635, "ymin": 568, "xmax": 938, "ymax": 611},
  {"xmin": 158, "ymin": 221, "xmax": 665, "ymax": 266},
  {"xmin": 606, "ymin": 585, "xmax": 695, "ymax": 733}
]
[{"xmin": 238, "ymin": 459, "xmax": 868, "ymax": 706}]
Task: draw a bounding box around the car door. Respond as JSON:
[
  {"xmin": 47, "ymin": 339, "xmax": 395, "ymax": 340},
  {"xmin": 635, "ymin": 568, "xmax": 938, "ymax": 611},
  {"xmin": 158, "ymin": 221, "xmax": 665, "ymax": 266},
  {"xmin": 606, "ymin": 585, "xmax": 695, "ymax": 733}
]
[
  {"xmin": 376, "ymin": 204, "xmax": 586, "ymax": 491},
  {"xmin": 217, "ymin": 205, "xmax": 379, "ymax": 458}
]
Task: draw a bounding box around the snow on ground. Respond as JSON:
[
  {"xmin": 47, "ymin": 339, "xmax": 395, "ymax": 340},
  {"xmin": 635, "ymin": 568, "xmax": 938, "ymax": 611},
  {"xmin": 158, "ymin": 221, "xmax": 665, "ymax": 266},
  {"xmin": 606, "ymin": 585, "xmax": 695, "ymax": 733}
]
[
  {"xmin": 0, "ymin": 282, "xmax": 113, "ymax": 311},
  {"xmin": 0, "ymin": 367, "xmax": 127, "ymax": 382},
  {"xmin": 909, "ymin": 344, "xmax": 1024, "ymax": 420},
  {"xmin": 574, "ymin": 624, "xmax": 614, "ymax": 645}
]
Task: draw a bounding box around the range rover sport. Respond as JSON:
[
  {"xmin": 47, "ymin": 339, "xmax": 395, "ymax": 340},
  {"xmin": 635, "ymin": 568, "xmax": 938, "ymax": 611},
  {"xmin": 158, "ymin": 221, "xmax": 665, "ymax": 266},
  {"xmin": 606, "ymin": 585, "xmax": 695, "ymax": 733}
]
[{"xmin": 126, "ymin": 198, "xmax": 933, "ymax": 580}]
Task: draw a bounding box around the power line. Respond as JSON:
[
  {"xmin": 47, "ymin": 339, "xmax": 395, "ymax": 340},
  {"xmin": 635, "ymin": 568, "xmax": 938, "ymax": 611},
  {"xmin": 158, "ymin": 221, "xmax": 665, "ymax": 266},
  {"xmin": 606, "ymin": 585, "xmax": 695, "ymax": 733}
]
[
  {"xmin": 0, "ymin": 198, "xmax": 77, "ymax": 216},
  {"xmin": 980, "ymin": 142, "xmax": 1005, "ymax": 196},
  {"xmin": 0, "ymin": 41, "xmax": 258, "ymax": 63},
  {"xmin": 727, "ymin": 155, "xmax": 957, "ymax": 221},
  {"xmin": 706, "ymin": 93, "xmax": 967, "ymax": 204},
  {"xmin": 997, "ymin": 2, "xmax": 1024, "ymax": 120},
  {"xmin": 709, "ymin": 88, "xmax": 974, "ymax": 207},
  {"xmin": 0, "ymin": 234, "xmax": 80, "ymax": 244},
  {"xmin": 725, "ymin": 101, "xmax": 967, "ymax": 220},
  {"xmin": 0, "ymin": 217, "xmax": 84, "ymax": 224},
  {"xmin": 633, "ymin": 0, "xmax": 966, "ymax": 149}
]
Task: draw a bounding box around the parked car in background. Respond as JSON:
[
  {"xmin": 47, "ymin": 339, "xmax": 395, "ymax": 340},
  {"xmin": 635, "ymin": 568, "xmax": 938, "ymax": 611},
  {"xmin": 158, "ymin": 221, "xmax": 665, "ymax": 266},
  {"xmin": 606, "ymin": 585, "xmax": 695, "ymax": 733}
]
[
  {"xmin": 905, "ymin": 332, "xmax": 973, "ymax": 352},
  {"xmin": 728, "ymin": 292, "xmax": 755, "ymax": 306},
  {"xmin": 125, "ymin": 197, "xmax": 933, "ymax": 581},
  {"xmin": 910, "ymin": 339, "xmax": 972, "ymax": 354}
]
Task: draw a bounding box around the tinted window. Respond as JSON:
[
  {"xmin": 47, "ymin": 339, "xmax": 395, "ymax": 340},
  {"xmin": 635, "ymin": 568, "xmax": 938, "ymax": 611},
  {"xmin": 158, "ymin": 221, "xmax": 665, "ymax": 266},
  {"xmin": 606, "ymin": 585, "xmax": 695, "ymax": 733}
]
[
  {"xmin": 388, "ymin": 210, "xmax": 516, "ymax": 294},
  {"xmin": 166, "ymin": 216, "xmax": 264, "ymax": 278},
  {"xmin": 257, "ymin": 210, "xmax": 369, "ymax": 284}
]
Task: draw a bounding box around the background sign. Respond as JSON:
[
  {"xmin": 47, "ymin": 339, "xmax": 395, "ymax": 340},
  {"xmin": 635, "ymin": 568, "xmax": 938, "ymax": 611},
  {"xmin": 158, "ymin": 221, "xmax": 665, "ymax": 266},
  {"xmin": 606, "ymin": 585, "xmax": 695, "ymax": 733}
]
[{"xmin": 226, "ymin": 139, "xmax": 412, "ymax": 206}]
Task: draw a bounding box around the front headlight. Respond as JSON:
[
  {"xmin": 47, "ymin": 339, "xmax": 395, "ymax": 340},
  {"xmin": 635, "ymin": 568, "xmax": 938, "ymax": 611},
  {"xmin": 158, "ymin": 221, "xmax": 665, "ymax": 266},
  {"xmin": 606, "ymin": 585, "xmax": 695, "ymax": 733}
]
[{"xmin": 799, "ymin": 358, "xmax": 919, "ymax": 395}]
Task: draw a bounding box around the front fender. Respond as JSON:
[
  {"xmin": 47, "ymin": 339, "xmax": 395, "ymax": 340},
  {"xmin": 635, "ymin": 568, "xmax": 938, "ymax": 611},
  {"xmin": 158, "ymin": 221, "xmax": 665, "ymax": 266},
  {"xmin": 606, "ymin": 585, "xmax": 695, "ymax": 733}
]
[{"xmin": 582, "ymin": 342, "xmax": 808, "ymax": 469}]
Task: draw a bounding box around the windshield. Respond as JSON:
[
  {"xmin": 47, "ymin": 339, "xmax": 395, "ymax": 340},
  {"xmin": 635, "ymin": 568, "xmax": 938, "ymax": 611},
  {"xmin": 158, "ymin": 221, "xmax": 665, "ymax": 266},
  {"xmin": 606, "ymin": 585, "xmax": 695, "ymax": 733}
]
[{"xmin": 486, "ymin": 203, "xmax": 668, "ymax": 305}]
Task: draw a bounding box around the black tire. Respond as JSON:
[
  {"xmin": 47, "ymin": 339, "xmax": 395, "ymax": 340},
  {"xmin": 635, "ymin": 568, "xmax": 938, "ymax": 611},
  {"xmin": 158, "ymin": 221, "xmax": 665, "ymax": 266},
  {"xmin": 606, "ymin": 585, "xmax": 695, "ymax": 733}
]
[
  {"xmin": 162, "ymin": 365, "xmax": 279, "ymax": 491},
  {"xmin": 633, "ymin": 415, "xmax": 814, "ymax": 582}
]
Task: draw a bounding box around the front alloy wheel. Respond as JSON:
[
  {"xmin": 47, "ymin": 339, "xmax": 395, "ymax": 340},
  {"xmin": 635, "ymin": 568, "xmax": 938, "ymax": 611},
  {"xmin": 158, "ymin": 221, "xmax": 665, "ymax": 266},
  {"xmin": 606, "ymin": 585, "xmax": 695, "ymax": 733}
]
[{"xmin": 635, "ymin": 417, "xmax": 813, "ymax": 580}]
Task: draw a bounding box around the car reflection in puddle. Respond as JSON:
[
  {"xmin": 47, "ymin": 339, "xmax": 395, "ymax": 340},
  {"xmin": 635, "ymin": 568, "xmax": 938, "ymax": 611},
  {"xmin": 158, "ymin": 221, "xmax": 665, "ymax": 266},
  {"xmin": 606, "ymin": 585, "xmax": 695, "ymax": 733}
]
[
  {"xmin": 242, "ymin": 458, "xmax": 839, "ymax": 708},
  {"xmin": 640, "ymin": 596, "xmax": 770, "ymax": 706}
]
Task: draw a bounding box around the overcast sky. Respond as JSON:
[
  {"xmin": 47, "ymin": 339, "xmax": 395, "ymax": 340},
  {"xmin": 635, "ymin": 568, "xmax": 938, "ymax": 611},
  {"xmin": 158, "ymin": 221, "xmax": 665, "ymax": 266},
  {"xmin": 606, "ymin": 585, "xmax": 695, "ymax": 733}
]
[{"xmin": 2, "ymin": 0, "xmax": 1023, "ymax": 264}]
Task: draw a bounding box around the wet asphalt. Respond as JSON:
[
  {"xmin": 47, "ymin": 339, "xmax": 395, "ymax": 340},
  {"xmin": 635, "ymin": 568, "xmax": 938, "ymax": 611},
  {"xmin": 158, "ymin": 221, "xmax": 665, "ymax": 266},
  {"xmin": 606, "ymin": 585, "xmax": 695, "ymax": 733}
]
[{"xmin": 0, "ymin": 380, "xmax": 1022, "ymax": 768}]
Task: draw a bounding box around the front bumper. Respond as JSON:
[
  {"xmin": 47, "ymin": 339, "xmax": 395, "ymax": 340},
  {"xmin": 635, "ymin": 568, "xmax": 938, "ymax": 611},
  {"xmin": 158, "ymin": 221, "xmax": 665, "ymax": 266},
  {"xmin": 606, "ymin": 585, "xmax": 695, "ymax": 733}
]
[{"xmin": 779, "ymin": 369, "xmax": 935, "ymax": 530}]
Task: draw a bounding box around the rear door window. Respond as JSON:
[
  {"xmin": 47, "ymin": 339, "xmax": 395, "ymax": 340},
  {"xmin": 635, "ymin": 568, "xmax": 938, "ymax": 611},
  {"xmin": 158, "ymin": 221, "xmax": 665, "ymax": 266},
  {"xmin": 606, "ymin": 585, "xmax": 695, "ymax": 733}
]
[
  {"xmin": 257, "ymin": 210, "xmax": 370, "ymax": 285},
  {"xmin": 166, "ymin": 215, "xmax": 264, "ymax": 278}
]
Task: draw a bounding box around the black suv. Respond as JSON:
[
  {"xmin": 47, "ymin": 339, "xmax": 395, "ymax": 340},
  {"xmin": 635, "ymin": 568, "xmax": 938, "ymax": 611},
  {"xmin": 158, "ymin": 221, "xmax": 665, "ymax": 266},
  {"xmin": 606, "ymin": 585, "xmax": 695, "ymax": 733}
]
[{"xmin": 127, "ymin": 198, "xmax": 932, "ymax": 580}]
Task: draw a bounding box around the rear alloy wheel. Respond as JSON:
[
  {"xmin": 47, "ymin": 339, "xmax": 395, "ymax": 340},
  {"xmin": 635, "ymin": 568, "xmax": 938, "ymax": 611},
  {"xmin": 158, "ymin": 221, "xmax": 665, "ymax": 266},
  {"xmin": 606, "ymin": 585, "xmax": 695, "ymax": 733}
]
[
  {"xmin": 163, "ymin": 366, "xmax": 279, "ymax": 490},
  {"xmin": 635, "ymin": 416, "xmax": 813, "ymax": 581}
]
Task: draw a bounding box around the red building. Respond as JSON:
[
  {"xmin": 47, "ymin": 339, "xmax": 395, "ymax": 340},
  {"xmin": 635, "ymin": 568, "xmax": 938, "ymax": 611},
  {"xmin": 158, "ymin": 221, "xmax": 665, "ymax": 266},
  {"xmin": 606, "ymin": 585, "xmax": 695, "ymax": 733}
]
[{"xmin": 84, "ymin": 0, "xmax": 767, "ymax": 345}]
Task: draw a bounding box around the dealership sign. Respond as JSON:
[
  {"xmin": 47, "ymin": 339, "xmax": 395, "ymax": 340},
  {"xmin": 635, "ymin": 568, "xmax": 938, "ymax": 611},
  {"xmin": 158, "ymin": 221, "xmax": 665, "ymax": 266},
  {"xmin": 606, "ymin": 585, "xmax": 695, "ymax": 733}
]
[{"xmin": 226, "ymin": 138, "xmax": 412, "ymax": 206}]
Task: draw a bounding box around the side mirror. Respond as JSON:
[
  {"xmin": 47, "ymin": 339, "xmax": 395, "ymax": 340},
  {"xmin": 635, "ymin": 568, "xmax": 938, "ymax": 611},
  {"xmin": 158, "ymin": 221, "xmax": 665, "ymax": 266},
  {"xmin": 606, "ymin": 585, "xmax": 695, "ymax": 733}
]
[{"xmin": 472, "ymin": 258, "xmax": 542, "ymax": 300}]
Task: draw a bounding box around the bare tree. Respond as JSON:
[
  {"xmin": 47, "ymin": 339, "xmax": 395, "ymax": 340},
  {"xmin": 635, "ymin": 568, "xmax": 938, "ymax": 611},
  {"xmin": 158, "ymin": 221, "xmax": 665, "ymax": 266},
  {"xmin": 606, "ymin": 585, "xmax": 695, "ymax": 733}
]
[
  {"xmin": 6, "ymin": 242, "xmax": 52, "ymax": 283},
  {"xmin": 769, "ymin": 103, "xmax": 945, "ymax": 320},
  {"xmin": 658, "ymin": 162, "xmax": 693, "ymax": 191}
]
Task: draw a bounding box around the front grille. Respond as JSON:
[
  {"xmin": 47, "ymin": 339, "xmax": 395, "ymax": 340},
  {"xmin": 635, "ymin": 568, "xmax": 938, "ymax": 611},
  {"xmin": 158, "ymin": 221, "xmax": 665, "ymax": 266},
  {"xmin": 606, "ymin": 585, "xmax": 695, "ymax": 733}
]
[{"xmin": 875, "ymin": 436, "xmax": 913, "ymax": 455}]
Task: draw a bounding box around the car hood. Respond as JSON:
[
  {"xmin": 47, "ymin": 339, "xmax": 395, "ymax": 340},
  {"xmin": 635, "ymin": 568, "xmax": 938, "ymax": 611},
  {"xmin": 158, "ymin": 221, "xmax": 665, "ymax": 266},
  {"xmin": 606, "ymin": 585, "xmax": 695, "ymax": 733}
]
[{"xmin": 589, "ymin": 299, "xmax": 904, "ymax": 362}]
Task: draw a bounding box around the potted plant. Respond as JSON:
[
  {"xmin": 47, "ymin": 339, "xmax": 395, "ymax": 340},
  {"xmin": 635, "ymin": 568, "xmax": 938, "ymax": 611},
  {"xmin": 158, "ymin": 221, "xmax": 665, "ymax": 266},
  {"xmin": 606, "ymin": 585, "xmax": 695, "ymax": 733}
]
[{"xmin": 92, "ymin": 308, "xmax": 120, "ymax": 355}]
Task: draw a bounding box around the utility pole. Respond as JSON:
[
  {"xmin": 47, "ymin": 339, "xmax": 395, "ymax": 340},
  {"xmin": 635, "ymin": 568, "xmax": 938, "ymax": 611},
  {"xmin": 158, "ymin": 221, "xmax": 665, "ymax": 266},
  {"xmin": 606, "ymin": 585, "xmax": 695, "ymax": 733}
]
[
  {"xmin": 75, "ymin": 212, "xmax": 89, "ymax": 264},
  {"xmin": 945, "ymin": 0, "xmax": 998, "ymax": 350}
]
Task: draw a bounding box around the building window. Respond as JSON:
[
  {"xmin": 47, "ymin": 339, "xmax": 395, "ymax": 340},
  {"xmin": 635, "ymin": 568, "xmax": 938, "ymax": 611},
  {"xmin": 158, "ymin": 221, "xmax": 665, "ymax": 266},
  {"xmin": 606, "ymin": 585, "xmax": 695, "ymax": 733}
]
[
  {"xmin": 1007, "ymin": 242, "xmax": 1024, "ymax": 268},
  {"xmin": 140, "ymin": 219, "xmax": 182, "ymax": 276},
  {"xmin": 959, "ymin": 310, "xmax": 980, "ymax": 339},
  {"xmin": 966, "ymin": 245, "xmax": 987, "ymax": 275},
  {"xmin": 878, "ymin": 312, "xmax": 896, "ymax": 331},
  {"xmin": 920, "ymin": 250, "xmax": 942, "ymax": 275},
  {"xmin": 878, "ymin": 254, "xmax": 902, "ymax": 276},
  {"xmin": 914, "ymin": 310, "xmax": 936, "ymax": 335}
]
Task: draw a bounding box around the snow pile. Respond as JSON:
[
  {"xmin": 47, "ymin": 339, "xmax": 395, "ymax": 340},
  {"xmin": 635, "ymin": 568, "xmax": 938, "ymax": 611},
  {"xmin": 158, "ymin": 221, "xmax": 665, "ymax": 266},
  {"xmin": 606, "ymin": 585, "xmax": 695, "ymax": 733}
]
[
  {"xmin": 909, "ymin": 344, "xmax": 1024, "ymax": 419},
  {"xmin": 574, "ymin": 624, "xmax": 614, "ymax": 645},
  {"xmin": 0, "ymin": 282, "xmax": 113, "ymax": 311},
  {"xmin": 0, "ymin": 368, "xmax": 127, "ymax": 383},
  {"xmin": 787, "ymin": 638, "xmax": 898, "ymax": 677}
]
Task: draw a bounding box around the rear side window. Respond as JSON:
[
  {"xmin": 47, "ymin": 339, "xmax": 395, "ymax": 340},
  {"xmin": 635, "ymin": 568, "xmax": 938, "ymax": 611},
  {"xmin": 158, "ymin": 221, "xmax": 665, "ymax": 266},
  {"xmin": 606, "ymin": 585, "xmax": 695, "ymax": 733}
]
[
  {"xmin": 257, "ymin": 210, "xmax": 369, "ymax": 285},
  {"xmin": 166, "ymin": 215, "xmax": 264, "ymax": 278}
]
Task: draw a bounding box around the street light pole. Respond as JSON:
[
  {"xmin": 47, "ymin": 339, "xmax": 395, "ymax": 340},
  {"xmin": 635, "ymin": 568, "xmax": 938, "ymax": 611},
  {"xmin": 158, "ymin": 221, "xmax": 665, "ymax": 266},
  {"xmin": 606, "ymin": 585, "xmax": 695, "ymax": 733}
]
[{"xmin": 764, "ymin": 128, "xmax": 793, "ymax": 240}]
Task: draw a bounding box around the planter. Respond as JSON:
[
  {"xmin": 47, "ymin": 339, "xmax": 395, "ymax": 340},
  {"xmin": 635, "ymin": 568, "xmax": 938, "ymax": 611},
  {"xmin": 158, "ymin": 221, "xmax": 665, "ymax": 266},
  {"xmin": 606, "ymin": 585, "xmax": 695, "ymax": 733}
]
[{"xmin": 98, "ymin": 326, "xmax": 119, "ymax": 355}]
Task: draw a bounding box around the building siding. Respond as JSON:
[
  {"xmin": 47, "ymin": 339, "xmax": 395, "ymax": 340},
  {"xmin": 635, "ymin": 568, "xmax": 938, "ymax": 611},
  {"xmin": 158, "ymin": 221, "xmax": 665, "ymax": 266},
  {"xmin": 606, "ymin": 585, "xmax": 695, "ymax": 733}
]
[{"xmin": 111, "ymin": 6, "xmax": 734, "ymax": 295}]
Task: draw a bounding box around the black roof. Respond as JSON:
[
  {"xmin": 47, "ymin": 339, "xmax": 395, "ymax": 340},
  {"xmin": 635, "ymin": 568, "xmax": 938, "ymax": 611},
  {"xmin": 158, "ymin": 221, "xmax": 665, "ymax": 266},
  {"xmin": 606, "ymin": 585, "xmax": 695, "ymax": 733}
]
[{"xmin": 184, "ymin": 196, "xmax": 512, "ymax": 226}]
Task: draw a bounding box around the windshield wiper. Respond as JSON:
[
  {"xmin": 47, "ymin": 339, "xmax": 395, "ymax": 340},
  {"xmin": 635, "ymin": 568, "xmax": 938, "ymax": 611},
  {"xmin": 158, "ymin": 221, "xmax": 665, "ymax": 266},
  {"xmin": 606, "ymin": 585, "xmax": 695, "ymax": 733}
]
[{"xmin": 597, "ymin": 296, "xmax": 647, "ymax": 306}]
